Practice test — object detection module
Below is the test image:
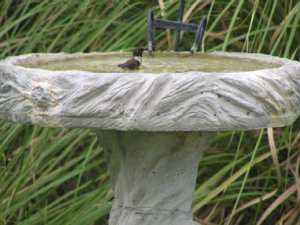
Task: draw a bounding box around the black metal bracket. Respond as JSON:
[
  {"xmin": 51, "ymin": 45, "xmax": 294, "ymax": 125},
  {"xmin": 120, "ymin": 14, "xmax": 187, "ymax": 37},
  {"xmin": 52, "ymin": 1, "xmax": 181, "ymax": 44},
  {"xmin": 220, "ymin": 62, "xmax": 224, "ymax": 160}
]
[{"xmin": 147, "ymin": 0, "xmax": 207, "ymax": 53}]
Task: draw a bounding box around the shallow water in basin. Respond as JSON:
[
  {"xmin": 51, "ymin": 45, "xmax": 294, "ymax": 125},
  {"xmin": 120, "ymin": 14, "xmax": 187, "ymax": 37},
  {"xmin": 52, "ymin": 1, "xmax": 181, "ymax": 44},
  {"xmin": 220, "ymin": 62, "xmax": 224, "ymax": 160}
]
[{"xmin": 23, "ymin": 52, "xmax": 281, "ymax": 73}]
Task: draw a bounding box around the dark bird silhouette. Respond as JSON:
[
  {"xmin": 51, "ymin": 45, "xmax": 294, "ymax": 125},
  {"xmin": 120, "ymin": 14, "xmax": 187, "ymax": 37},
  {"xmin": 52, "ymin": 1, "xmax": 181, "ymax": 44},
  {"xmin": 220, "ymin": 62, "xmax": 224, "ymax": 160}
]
[{"xmin": 118, "ymin": 48, "xmax": 145, "ymax": 70}]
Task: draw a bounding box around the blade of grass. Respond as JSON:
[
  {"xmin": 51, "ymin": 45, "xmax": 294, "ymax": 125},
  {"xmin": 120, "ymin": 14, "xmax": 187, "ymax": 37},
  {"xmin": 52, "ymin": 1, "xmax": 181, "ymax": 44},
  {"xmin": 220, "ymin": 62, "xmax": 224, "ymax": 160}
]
[
  {"xmin": 224, "ymin": 129, "xmax": 264, "ymax": 225},
  {"xmin": 257, "ymin": 184, "xmax": 297, "ymax": 225},
  {"xmin": 222, "ymin": 0, "xmax": 246, "ymax": 51}
]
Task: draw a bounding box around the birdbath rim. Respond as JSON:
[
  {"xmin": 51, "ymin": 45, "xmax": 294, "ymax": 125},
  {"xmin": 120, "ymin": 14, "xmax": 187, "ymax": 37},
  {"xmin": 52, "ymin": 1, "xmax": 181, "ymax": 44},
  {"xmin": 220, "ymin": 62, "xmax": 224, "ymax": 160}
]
[
  {"xmin": 0, "ymin": 51, "xmax": 299, "ymax": 131},
  {"xmin": 1, "ymin": 51, "xmax": 297, "ymax": 75}
]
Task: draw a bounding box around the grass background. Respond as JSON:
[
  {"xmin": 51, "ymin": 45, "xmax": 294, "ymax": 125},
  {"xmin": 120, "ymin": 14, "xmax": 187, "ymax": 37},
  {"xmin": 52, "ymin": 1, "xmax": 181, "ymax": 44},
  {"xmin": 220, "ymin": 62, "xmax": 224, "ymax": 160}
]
[{"xmin": 0, "ymin": 0, "xmax": 300, "ymax": 224}]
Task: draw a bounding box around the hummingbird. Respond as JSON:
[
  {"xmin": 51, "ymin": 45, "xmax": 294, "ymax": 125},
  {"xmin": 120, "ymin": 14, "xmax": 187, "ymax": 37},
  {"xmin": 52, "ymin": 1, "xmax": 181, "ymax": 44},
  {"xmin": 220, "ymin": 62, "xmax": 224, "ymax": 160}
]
[{"xmin": 118, "ymin": 48, "xmax": 145, "ymax": 70}]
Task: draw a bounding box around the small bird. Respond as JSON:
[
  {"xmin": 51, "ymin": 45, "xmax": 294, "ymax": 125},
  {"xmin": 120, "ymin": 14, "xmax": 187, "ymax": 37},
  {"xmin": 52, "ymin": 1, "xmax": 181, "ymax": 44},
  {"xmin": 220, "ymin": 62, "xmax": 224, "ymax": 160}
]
[{"xmin": 118, "ymin": 48, "xmax": 145, "ymax": 70}]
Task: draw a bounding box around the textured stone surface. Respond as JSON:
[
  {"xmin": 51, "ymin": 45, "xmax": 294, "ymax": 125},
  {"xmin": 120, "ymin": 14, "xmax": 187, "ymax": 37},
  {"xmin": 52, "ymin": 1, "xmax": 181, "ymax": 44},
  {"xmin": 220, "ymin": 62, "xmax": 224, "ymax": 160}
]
[
  {"xmin": 1, "ymin": 52, "xmax": 300, "ymax": 225},
  {"xmin": 97, "ymin": 130, "xmax": 216, "ymax": 225},
  {"xmin": 0, "ymin": 52, "xmax": 300, "ymax": 131}
]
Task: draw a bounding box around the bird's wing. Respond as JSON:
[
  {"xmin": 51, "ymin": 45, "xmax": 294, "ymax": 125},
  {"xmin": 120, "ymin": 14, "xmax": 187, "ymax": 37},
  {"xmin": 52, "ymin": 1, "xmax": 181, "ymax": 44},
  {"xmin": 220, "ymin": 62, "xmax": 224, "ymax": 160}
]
[{"xmin": 118, "ymin": 58, "xmax": 140, "ymax": 69}]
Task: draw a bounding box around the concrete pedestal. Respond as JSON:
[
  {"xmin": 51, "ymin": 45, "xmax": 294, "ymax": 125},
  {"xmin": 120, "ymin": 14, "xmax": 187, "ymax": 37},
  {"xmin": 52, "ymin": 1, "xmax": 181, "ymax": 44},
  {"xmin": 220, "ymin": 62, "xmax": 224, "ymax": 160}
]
[{"xmin": 97, "ymin": 130, "xmax": 216, "ymax": 225}]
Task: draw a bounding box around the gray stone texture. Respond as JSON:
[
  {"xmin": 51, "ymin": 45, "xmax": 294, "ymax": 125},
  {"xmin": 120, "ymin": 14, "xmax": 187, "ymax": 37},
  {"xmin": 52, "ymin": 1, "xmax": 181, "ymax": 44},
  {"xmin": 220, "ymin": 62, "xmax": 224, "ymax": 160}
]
[
  {"xmin": 0, "ymin": 52, "xmax": 300, "ymax": 225},
  {"xmin": 0, "ymin": 52, "xmax": 299, "ymax": 131},
  {"xmin": 97, "ymin": 130, "xmax": 216, "ymax": 225}
]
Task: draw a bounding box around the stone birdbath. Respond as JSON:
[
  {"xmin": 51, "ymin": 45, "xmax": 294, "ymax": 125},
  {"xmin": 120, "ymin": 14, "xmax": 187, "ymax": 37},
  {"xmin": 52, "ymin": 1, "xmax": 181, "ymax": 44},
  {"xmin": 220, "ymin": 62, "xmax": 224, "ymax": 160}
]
[{"xmin": 0, "ymin": 51, "xmax": 300, "ymax": 225}]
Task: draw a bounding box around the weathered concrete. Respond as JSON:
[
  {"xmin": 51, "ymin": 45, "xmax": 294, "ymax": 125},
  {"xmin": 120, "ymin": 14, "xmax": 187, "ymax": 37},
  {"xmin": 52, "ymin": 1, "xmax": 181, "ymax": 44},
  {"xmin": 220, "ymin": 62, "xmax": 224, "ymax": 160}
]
[
  {"xmin": 0, "ymin": 52, "xmax": 300, "ymax": 225},
  {"xmin": 97, "ymin": 130, "xmax": 216, "ymax": 225},
  {"xmin": 0, "ymin": 52, "xmax": 299, "ymax": 131}
]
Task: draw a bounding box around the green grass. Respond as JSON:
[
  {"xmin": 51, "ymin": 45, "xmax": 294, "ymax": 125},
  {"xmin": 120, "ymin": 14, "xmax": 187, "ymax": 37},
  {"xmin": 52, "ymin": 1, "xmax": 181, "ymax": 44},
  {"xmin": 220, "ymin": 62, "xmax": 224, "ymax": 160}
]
[{"xmin": 0, "ymin": 0, "xmax": 300, "ymax": 224}]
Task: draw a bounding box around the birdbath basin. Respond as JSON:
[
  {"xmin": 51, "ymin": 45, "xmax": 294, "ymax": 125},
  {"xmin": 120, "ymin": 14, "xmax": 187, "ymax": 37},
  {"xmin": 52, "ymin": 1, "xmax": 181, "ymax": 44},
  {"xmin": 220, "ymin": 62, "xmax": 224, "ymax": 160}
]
[{"xmin": 1, "ymin": 52, "xmax": 300, "ymax": 225}]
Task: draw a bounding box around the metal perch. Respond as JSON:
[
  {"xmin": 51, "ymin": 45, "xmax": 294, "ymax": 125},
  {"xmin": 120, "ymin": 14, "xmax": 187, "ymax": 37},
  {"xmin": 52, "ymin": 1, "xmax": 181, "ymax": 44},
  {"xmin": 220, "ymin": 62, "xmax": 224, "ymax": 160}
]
[{"xmin": 147, "ymin": 0, "xmax": 207, "ymax": 53}]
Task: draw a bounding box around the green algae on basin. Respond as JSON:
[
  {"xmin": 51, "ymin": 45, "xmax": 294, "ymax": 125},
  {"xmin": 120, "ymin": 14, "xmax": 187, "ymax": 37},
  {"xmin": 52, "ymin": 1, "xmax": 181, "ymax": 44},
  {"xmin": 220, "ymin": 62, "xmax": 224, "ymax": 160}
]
[{"xmin": 23, "ymin": 52, "xmax": 281, "ymax": 73}]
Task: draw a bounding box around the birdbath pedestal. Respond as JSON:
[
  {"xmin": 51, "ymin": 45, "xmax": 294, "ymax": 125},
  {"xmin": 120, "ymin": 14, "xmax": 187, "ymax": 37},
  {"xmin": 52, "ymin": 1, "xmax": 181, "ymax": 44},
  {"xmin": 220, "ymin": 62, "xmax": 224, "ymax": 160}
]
[{"xmin": 1, "ymin": 52, "xmax": 300, "ymax": 225}]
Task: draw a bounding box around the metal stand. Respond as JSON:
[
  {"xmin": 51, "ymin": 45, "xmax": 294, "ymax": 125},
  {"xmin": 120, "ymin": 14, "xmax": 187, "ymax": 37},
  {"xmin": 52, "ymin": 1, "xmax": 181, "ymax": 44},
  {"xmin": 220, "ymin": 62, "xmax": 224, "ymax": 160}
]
[{"xmin": 147, "ymin": 0, "xmax": 207, "ymax": 53}]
